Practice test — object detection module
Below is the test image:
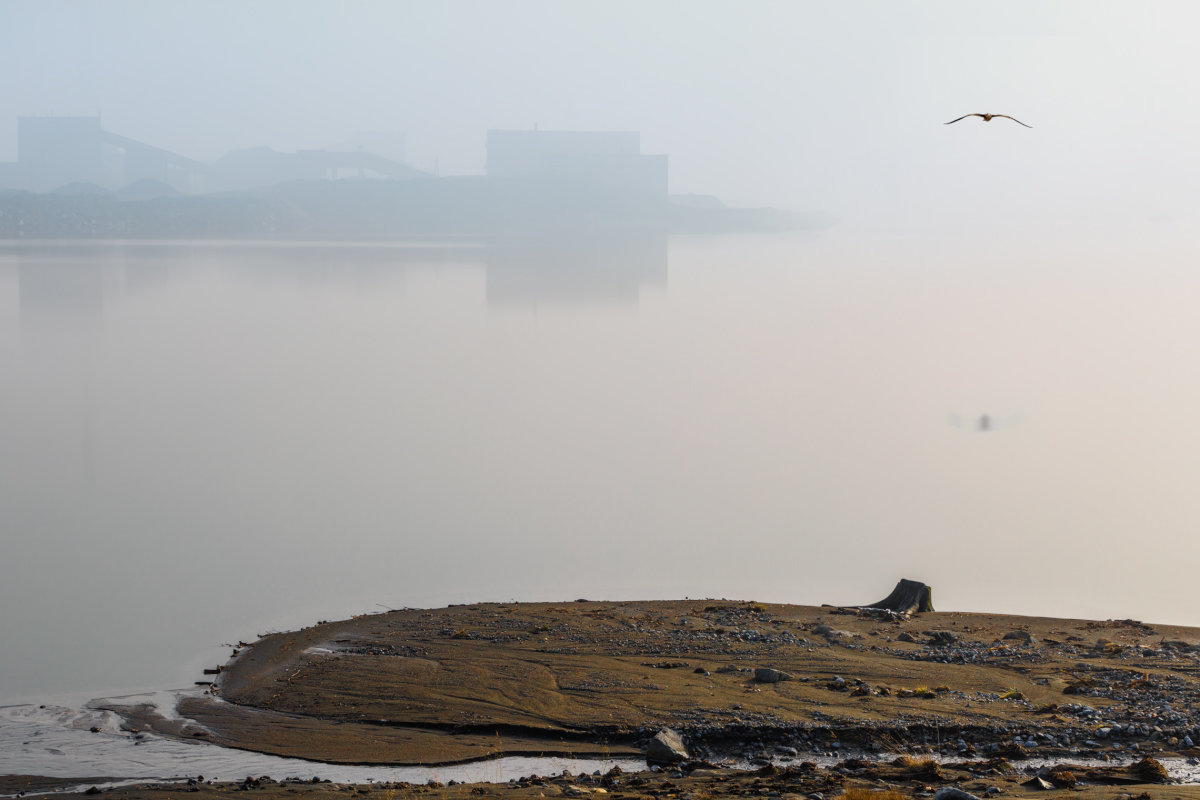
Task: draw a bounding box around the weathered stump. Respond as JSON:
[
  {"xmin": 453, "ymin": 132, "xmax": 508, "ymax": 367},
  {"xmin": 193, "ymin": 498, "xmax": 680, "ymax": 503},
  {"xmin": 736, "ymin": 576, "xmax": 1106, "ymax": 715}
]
[{"xmin": 865, "ymin": 578, "xmax": 934, "ymax": 614}]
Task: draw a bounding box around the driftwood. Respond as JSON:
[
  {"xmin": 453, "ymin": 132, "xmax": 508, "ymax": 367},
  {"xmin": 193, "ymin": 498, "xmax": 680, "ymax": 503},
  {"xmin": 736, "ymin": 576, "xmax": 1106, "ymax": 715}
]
[{"xmin": 864, "ymin": 579, "xmax": 934, "ymax": 614}]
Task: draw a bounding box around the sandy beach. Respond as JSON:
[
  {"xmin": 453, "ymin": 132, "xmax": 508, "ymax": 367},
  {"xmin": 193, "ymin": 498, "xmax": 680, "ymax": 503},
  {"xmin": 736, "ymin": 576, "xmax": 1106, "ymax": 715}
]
[
  {"xmin": 94, "ymin": 599, "xmax": 1200, "ymax": 764},
  {"xmin": 13, "ymin": 598, "xmax": 1200, "ymax": 799}
]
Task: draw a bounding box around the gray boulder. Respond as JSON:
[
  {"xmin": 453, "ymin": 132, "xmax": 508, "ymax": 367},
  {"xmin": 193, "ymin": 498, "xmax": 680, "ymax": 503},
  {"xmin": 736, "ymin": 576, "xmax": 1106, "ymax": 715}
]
[
  {"xmin": 934, "ymin": 789, "xmax": 983, "ymax": 800},
  {"xmin": 754, "ymin": 667, "xmax": 793, "ymax": 683},
  {"xmin": 646, "ymin": 728, "xmax": 689, "ymax": 764}
]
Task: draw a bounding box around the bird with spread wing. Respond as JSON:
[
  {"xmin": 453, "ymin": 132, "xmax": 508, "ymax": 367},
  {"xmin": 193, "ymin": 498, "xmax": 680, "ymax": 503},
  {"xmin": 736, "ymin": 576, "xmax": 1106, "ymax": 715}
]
[{"xmin": 945, "ymin": 113, "xmax": 1032, "ymax": 128}]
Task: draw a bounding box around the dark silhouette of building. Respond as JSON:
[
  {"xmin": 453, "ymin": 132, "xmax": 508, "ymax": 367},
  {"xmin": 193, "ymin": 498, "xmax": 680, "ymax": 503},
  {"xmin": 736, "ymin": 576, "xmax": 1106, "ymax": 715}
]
[
  {"xmin": 205, "ymin": 146, "xmax": 426, "ymax": 193},
  {"xmin": 486, "ymin": 130, "xmax": 667, "ymax": 197},
  {"xmin": 0, "ymin": 117, "xmax": 424, "ymax": 195},
  {"xmin": 9, "ymin": 116, "xmax": 204, "ymax": 193}
]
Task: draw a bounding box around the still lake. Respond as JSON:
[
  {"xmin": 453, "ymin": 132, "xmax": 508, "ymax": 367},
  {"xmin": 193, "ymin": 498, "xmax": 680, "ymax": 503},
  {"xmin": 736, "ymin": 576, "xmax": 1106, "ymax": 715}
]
[{"xmin": 3, "ymin": 221, "xmax": 1200, "ymax": 704}]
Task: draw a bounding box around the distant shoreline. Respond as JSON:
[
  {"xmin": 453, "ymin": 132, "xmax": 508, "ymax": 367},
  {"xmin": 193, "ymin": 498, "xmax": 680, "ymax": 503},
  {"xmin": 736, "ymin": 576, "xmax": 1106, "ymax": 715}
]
[{"xmin": 0, "ymin": 180, "xmax": 819, "ymax": 240}]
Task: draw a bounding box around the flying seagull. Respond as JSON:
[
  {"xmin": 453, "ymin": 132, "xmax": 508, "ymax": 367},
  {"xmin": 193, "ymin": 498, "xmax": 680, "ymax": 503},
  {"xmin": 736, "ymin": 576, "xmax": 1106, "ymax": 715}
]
[{"xmin": 945, "ymin": 113, "xmax": 1032, "ymax": 128}]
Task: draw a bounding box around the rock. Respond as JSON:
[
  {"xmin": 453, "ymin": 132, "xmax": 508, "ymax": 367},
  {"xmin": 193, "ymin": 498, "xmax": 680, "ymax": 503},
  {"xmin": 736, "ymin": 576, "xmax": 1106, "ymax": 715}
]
[
  {"xmin": 926, "ymin": 630, "xmax": 958, "ymax": 646},
  {"xmin": 1002, "ymin": 630, "xmax": 1033, "ymax": 643},
  {"xmin": 897, "ymin": 632, "xmax": 918, "ymax": 643},
  {"xmin": 1130, "ymin": 757, "xmax": 1169, "ymax": 783},
  {"xmin": 1020, "ymin": 776, "xmax": 1053, "ymax": 790},
  {"xmin": 646, "ymin": 728, "xmax": 689, "ymax": 764},
  {"xmin": 754, "ymin": 668, "xmax": 793, "ymax": 683},
  {"xmin": 933, "ymin": 788, "xmax": 982, "ymax": 800}
]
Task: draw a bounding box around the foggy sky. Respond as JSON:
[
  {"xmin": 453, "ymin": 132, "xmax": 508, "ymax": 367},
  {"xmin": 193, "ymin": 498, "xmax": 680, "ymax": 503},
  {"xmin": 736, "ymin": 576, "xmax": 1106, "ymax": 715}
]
[{"xmin": 3, "ymin": 1, "xmax": 1200, "ymax": 221}]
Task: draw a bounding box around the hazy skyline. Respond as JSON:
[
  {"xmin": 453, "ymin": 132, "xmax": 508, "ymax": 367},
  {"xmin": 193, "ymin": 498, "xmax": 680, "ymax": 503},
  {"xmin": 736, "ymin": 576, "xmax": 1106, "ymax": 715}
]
[{"xmin": 4, "ymin": 1, "xmax": 1200, "ymax": 223}]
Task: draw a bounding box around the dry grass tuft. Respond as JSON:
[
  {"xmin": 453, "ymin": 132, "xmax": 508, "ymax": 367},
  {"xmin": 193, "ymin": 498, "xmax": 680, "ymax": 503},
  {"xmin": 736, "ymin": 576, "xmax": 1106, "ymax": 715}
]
[
  {"xmin": 1047, "ymin": 770, "xmax": 1077, "ymax": 788},
  {"xmin": 890, "ymin": 756, "xmax": 944, "ymax": 781}
]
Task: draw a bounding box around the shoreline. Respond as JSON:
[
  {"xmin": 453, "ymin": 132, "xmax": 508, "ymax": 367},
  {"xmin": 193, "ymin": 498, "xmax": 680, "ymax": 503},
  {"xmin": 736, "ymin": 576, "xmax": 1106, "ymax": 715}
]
[
  {"xmin": 4, "ymin": 755, "xmax": 1196, "ymax": 800},
  {"xmin": 192, "ymin": 600, "xmax": 1200, "ymax": 766},
  {"xmin": 12, "ymin": 598, "xmax": 1200, "ymax": 800}
]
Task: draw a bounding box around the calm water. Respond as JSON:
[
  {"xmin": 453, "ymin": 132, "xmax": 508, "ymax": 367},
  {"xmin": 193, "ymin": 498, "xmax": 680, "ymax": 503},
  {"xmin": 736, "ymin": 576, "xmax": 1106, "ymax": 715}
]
[{"xmin": 4, "ymin": 223, "xmax": 1200, "ymax": 704}]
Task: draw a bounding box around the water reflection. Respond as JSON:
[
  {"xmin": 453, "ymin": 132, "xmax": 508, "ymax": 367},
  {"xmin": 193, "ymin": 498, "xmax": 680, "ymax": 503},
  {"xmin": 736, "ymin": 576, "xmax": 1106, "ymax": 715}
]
[
  {"xmin": 7, "ymin": 226, "xmax": 1200, "ymax": 709},
  {"xmin": 15, "ymin": 253, "xmax": 105, "ymax": 487},
  {"xmin": 5, "ymin": 235, "xmax": 668, "ymax": 311},
  {"xmin": 19, "ymin": 256, "xmax": 104, "ymax": 324},
  {"xmin": 0, "ymin": 236, "xmax": 672, "ymax": 704},
  {"xmin": 485, "ymin": 234, "xmax": 667, "ymax": 308}
]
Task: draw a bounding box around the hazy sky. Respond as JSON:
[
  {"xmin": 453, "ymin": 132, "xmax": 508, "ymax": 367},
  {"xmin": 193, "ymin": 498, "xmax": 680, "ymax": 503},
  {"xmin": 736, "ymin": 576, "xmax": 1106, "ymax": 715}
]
[{"xmin": 3, "ymin": 1, "xmax": 1200, "ymax": 218}]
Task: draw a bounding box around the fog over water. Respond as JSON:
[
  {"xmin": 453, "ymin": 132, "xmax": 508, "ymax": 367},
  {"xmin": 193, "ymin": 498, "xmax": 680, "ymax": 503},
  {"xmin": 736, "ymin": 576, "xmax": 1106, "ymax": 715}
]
[
  {"xmin": 4, "ymin": 2, "xmax": 1200, "ymax": 703},
  {"xmin": 5, "ymin": 223, "xmax": 1200, "ymax": 700}
]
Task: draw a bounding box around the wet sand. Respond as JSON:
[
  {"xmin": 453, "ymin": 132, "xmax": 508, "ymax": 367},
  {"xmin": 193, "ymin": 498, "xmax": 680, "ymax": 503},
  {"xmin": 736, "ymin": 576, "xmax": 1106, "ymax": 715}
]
[
  {"xmin": 8, "ymin": 757, "xmax": 1198, "ymax": 800},
  {"xmin": 165, "ymin": 600, "xmax": 1200, "ymax": 766},
  {"xmin": 18, "ymin": 600, "xmax": 1200, "ymax": 800}
]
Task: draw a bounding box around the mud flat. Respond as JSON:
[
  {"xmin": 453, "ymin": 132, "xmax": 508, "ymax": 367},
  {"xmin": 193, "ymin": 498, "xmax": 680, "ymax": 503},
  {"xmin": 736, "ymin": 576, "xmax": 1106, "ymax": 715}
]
[
  {"xmin": 139, "ymin": 600, "xmax": 1200, "ymax": 767},
  {"xmin": 12, "ymin": 758, "xmax": 1200, "ymax": 800}
]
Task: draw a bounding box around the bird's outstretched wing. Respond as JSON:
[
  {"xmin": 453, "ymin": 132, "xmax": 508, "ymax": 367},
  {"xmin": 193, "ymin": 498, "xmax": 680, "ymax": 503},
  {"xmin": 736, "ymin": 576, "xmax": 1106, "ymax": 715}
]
[
  {"xmin": 994, "ymin": 115, "xmax": 1033, "ymax": 128},
  {"xmin": 944, "ymin": 114, "xmax": 982, "ymax": 125}
]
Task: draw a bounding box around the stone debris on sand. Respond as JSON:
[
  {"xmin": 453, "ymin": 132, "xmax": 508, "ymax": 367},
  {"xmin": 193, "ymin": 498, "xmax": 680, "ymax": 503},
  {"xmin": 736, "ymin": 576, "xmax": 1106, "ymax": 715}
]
[{"xmin": 143, "ymin": 597, "xmax": 1200, "ymax": 769}]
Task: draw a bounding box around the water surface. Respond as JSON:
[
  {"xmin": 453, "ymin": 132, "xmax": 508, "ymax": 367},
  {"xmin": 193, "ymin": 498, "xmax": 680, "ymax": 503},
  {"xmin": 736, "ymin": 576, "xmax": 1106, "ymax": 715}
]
[{"xmin": 3, "ymin": 224, "xmax": 1200, "ymax": 703}]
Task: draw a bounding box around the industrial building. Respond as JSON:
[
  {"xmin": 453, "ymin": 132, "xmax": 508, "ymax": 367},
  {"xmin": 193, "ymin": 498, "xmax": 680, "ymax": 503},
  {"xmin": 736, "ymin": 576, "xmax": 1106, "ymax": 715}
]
[
  {"xmin": 0, "ymin": 117, "xmax": 422, "ymax": 195},
  {"xmin": 1, "ymin": 116, "xmax": 204, "ymax": 194},
  {"xmin": 486, "ymin": 130, "xmax": 667, "ymax": 197}
]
